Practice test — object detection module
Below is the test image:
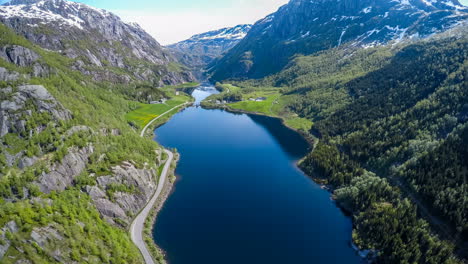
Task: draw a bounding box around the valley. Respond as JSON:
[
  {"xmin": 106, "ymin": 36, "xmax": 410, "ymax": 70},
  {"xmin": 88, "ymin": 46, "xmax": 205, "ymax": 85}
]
[{"xmin": 0, "ymin": 0, "xmax": 466, "ymax": 263}]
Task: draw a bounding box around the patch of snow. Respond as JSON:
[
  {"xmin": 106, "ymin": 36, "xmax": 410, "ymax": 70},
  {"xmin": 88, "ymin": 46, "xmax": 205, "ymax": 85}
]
[
  {"xmin": 261, "ymin": 14, "xmax": 275, "ymax": 24},
  {"xmin": 421, "ymin": 0, "xmax": 436, "ymax": 7},
  {"xmin": 0, "ymin": 3, "xmax": 84, "ymax": 29},
  {"xmin": 338, "ymin": 26, "xmax": 348, "ymax": 46},
  {"xmin": 362, "ymin": 6, "xmax": 372, "ymax": 14},
  {"xmin": 341, "ymin": 15, "xmax": 360, "ymax": 21},
  {"xmin": 443, "ymin": 0, "xmax": 464, "ymax": 10}
]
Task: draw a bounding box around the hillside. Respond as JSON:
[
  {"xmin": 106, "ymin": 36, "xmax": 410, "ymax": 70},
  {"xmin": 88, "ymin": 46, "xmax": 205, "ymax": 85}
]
[
  {"xmin": 0, "ymin": 0, "xmax": 195, "ymax": 85},
  {"xmin": 210, "ymin": 0, "xmax": 468, "ymax": 80},
  {"xmin": 0, "ymin": 0, "xmax": 192, "ymax": 263},
  {"xmin": 209, "ymin": 23, "xmax": 468, "ymax": 262}
]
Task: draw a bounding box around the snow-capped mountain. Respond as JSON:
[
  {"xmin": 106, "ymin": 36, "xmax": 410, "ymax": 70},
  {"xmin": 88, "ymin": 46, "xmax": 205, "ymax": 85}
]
[
  {"xmin": 0, "ymin": 0, "xmax": 194, "ymax": 85},
  {"xmin": 210, "ymin": 0, "xmax": 468, "ymax": 80},
  {"xmin": 167, "ymin": 24, "xmax": 252, "ymax": 70}
]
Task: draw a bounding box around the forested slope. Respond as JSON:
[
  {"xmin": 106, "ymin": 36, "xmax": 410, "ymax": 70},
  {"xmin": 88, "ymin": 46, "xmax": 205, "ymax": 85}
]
[
  {"xmin": 217, "ymin": 28, "xmax": 468, "ymax": 262},
  {"xmin": 0, "ymin": 19, "xmax": 178, "ymax": 263}
]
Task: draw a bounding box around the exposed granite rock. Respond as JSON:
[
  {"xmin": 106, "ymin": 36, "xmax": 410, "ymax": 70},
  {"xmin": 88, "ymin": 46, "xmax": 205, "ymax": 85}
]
[
  {"xmin": 93, "ymin": 198, "xmax": 128, "ymax": 224},
  {"xmin": 30, "ymin": 225, "xmax": 63, "ymax": 248},
  {"xmin": 0, "ymin": 221, "xmax": 19, "ymax": 259},
  {"xmin": 32, "ymin": 63, "xmax": 50, "ymax": 78},
  {"xmin": 0, "ymin": 45, "xmax": 39, "ymax": 67},
  {"xmin": 86, "ymin": 162, "xmax": 157, "ymax": 226},
  {"xmin": 18, "ymin": 85, "xmax": 72, "ymax": 120},
  {"xmin": 18, "ymin": 156, "xmax": 39, "ymax": 169},
  {"xmin": 37, "ymin": 145, "xmax": 93, "ymax": 193},
  {"xmin": 4, "ymin": 151, "xmax": 23, "ymax": 167},
  {"xmin": 0, "ymin": 84, "xmax": 72, "ymax": 138},
  {"xmin": 0, "ymin": 0, "xmax": 196, "ymax": 85},
  {"xmin": 0, "ymin": 67, "xmax": 21, "ymax": 81},
  {"xmin": 85, "ymin": 185, "xmax": 106, "ymax": 200},
  {"xmin": 65, "ymin": 125, "xmax": 93, "ymax": 137}
]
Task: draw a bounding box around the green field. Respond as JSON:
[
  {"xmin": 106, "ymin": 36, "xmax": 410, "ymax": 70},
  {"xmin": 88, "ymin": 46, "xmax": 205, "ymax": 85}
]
[
  {"xmin": 162, "ymin": 82, "xmax": 200, "ymax": 90},
  {"xmin": 226, "ymin": 90, "xmax": 313, "ymax": 132},
  {"xmin": 126, "ymin": 94, "xmax": 191, "ymax": 128},
  {"xmin": 229, "ymin": 92, "xmax": 280, "ymax": 115}
]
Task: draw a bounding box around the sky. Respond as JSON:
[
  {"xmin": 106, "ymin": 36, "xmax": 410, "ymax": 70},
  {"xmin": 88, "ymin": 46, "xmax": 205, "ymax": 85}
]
[
  {"xmin": 71, "ymin": 0, "xmax": 290, "ymax": 45},
  {"xmin": 2, "ymin": 0, "xmax": 467, "ymax": 44}
]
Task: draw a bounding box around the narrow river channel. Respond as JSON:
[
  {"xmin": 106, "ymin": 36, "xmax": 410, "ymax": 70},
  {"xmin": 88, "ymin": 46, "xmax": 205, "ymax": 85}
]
[{"xmin": 152, "ymin": 85, "xmax": 362, "ymax": 264}]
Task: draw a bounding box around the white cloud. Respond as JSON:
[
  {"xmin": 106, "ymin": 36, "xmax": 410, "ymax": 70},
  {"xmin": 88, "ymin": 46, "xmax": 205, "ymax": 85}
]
[{"xmin": 112, "ymin": 0, "xmax": 288, "ymax": 45}]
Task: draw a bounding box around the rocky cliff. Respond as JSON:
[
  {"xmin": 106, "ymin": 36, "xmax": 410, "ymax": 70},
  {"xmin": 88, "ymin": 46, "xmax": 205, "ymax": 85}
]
[
  {"xmin": 0, "ymin": 2, "xmax": 173, "ymax": 261},
  {"xmin": 0, "ymin": 0, "xmax": 195, "ymax": 85},
  {"xmin": 210, "ymin": 0, "xmax": 468, "ymax": 80}
]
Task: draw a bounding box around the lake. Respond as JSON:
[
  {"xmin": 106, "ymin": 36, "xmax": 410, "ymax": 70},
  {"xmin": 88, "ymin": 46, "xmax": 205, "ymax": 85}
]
[{"xmin": 152, "ymin": 85, "xmax": 361, "ymax": 264}]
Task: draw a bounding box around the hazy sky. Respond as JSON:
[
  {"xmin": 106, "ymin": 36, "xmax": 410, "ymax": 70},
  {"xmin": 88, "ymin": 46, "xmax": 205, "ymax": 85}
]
[
  {"xmin": 71, "ymin": 0, "xmax": 289, "ymax": 45},
  {"xmin": 2, "ymin": 0, "xmax": 467, "ymax": 44}
]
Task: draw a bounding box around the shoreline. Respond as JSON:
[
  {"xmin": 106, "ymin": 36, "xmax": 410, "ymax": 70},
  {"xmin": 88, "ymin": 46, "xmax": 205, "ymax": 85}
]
[
  {"xmin": 142, "ymin": 88, "xmax": 365, "ymax": 263},
  {"xmin": 142, "ymin": 153, "xmax": 179, "ymax": 264},
  {"xmin": 203, "ymin": 104, "xmax": 316, "ymax": 147},
  {"xmin": 130, "ymin": 98, "xmax": 192, "ymax": 264},
  {"xmin": 201, "ymin": 103, "xmax": 369, "ymax": 261}
]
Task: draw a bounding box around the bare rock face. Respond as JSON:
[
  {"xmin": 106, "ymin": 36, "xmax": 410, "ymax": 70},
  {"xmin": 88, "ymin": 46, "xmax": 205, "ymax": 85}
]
[
  {"xmin": 37, "ymin": 145, "xmax": 93, "ymax": 193},
  {"xmin": 0, "ymin": 221, "xmax": 19, "ymax": 259},
  {"xmin": 0, "ymin": 67, "xmax": 21, "ymax": 81},
  {"xmin": 86, "ymin": 162, "xmax": 157, "ymax": 226},
  {"xmin": 211, "ymin": 0, "xmax": 468, "ymax": 79},
  {"xmin": 0, "ymin": 84, "xmax": 72, "ymax": 138},
  {"xmin": 30, "ymin": 225, "xmax": 63, "ymax": 248},
  {"xmin": 0, "ymin": 45, "xmax": 39, "ymax": 67},
  {"xmin": 0, "ymin": 0, "xmax": 196, "ymax": 85}
]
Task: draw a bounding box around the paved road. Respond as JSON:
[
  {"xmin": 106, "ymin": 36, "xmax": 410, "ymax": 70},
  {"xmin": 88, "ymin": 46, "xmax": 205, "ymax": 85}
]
[
  {"xmin": 131, "ymin": 102, "xmax": 186, "ymax": 264},
  {"xmin": 140, "ymin": 103, "xmax": 188, "ymax": 137},
  {"xmin": 130, "ymin": 149, "xmax": 173, "ymax": 264}
]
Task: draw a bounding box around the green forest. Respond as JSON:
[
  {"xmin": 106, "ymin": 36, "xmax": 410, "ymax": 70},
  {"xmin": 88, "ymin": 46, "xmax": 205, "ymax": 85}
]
[
  {"xmin": 0, "ymin": 22, "xmax": 185, "ymax": 263},
  {"xmin": 215, "ymin": 33, "xmax": 468, "ymax": 263}
]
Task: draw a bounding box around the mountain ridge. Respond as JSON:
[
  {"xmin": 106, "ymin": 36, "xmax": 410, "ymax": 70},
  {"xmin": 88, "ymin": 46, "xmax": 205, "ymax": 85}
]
[
  {"xmin": 0, "ymin": 0, "xmax": 195, "ymax": 85},
  {"xmin": 210, "ymin": 0, "xmax": 468, "ymax": 80},
  {"xmin": 167, "ymin": 24, "xmax": 252, "ymax": 75}
]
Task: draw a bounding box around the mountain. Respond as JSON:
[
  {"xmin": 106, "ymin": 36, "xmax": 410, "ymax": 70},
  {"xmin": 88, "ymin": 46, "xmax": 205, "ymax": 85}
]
[
  {"xmin": 167, "ymin": 24, "xmax": 251, "ymax": 72},
  {"xmin": 0, "ymin": 0, "xmax": 195, "ymax": 85},
  {"xmin": 207, "ymin": 22, "xmax": 468, "ymax": 261},
  {"xmin": 210, "ymin": 0, "xmax": 468, "ymax": 80},
  {"xmin": 0, "ymin": 0, "xmax": 193, "ymax": 263}
]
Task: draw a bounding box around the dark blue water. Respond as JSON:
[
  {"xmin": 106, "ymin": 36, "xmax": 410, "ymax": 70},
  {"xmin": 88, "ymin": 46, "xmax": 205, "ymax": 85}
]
[{"xmin": 152, "ymin": 86, "xmax": 361, "ymax": 264}]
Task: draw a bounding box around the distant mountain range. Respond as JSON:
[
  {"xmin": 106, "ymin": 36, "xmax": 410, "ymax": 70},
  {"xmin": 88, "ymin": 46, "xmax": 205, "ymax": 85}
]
[
  {"xmin": 167, "ymin": 24, "xmax": 251, "ymax": 72},
  {"xmin": 209, "ymin": 0, "xmax": 468, "ymax": 80},
  {"xmin": 0, "ymin": 0, "xmax": 194, "ymax": 85}
]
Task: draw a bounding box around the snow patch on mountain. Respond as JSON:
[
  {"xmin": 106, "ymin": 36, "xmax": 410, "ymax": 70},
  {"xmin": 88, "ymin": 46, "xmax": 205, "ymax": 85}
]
[
  {"xmin": 190, "ymin": 24, "xmax": 252, "ymax": 42},
  {"xmin": 0, "ymin": 0, "xmax": 110, "ymax": 29}
]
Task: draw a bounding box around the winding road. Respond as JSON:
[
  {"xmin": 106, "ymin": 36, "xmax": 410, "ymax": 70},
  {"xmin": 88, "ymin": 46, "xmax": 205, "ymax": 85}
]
[
  {"xmin": 131, "ymin": 102, "xmax": 187, "ymax": 264},
  {"xmin": 140, "ymin": 102, "xmax": 189, "ymax": 137}
]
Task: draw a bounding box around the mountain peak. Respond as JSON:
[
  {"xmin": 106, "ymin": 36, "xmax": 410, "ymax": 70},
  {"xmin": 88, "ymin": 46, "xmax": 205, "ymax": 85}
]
[
  {"xmin": 168, "ymin": 24, "xmax": 252, "ymax": 70},
  {"xmin": 210, "ymin": 0, "xmax": 468, "ymax": 80}
]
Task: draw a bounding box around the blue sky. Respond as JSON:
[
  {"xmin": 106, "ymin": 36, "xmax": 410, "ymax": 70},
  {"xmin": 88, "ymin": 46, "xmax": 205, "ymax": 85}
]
[{"xmin": 71, "ymin": 0, "xmax": 289, "ymax": 44}]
